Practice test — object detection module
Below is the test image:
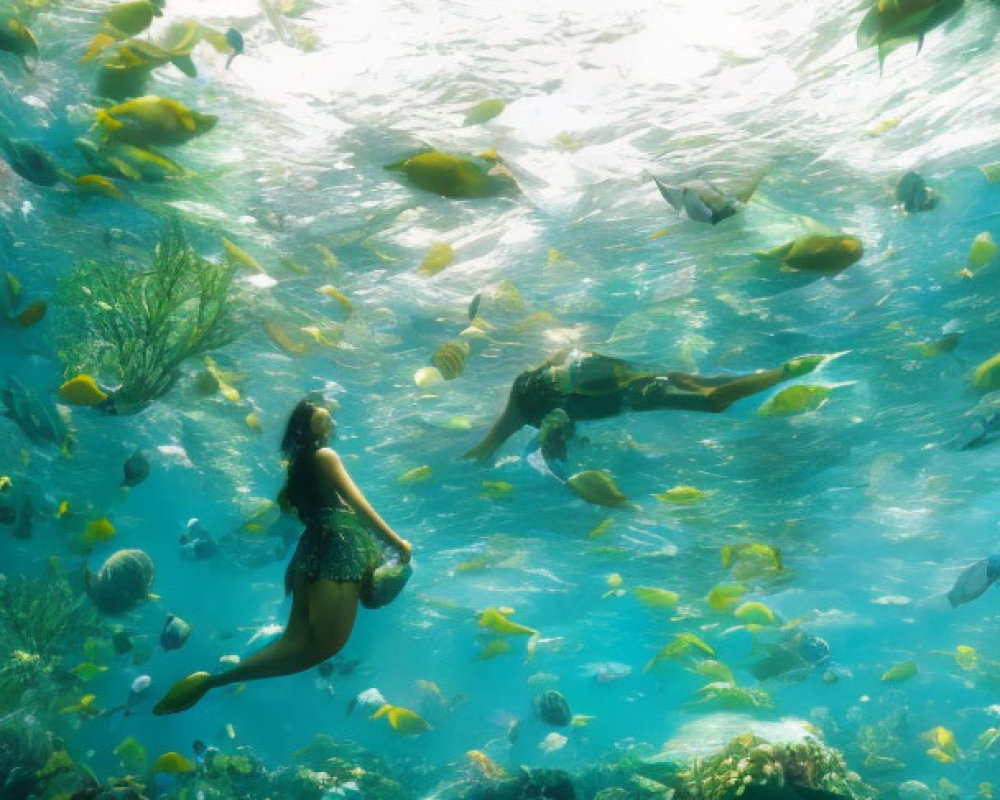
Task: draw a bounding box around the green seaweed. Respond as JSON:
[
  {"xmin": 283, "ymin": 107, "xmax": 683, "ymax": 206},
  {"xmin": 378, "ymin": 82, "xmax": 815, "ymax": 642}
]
[
  {"xmin": 57, "ymin": 218, "xmax": 241, "ymax": 414},
  {"xmin": 0, "ymin": 571, "xmax": 105, "ymax": 670}
]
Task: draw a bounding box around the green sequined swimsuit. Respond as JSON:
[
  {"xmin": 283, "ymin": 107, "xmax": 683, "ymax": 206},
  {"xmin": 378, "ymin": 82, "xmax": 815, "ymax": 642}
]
[{"xmin": 284, "ymin": 507, "xmax": 381, "ymax": 594}]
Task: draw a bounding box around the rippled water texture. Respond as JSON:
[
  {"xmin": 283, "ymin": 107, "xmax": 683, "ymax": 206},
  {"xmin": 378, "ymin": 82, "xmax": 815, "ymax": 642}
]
[{"xmin": 3, "ymin": 0, "xmax": 1000, "ymax": 795}]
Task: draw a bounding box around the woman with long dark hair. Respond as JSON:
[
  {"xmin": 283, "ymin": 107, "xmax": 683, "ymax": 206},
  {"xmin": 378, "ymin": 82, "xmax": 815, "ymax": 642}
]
[{"xmin": 153, "ymin": 397, "xmax": 412, "ymax": 715}]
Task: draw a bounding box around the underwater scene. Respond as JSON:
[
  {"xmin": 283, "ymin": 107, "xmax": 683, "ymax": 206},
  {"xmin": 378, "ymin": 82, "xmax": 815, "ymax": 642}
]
[{"xmin": 3, "ymin": 0, "xmax": 1000, "ymax": 798}]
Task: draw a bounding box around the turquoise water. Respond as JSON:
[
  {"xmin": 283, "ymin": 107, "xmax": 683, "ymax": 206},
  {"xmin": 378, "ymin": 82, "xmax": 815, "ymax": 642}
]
[{"xmin": 3, "ymin": 0, "xmax": 1000, "ymax": 797}]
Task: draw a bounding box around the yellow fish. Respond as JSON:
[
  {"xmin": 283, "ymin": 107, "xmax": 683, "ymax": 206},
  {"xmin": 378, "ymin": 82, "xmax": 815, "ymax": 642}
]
[
  {"xmin": 418, "ymin": 242, "xmax": 455, "ymax": 276},
  {"xmin": 567, "ymin": 470, "xmax": 629, "ymax": 508},
  {"xmin": 480, "ymin": 480, "xmax": 514, "ymax": 500},
  {"xmin": 81, "ymin": 518, "xmax": 115, "ymax": 546},
  {"xmin": 478, "ymin": 608, "xmax": 537, "ymax": 636},
  {"xmin": 223, "ymin": 238, "xmax": 265, "ymax": 273},
  {"xmin": 721, "ymin": 543, "xmax": 782, "ymax": 574},
  {"xmin": 263, "ymin": 320, "xmax": 307, "ymax": 355},
  {"xmin": 414, "ymin": 366, "xmax": 444, "ymax": 389},
  {"xmin": 70, "ymin": 661, "xmax": 108, "ymax": 681},
  {"xmin": 644, "ymin": 633, "xmax": 715, "ymax": 673},
  {"xmin": 59, "ymin": 374, "xmax": 109, "ymax": 406},
  {"xmin": 14, "ymin": 298, "xmax": 47, "ymax": 327},
  {"xmin": 317, "ymin": 284, "xmax": 353, "ymax": 310},
  {"xmin": 466, "ymin": 749, "xmax": 506, "ymax": 779},
  {"xmin": 881, "ymin": 661, "xmax": 918, "ymax": 683},
  {"xmin": 93, "ymin": 95, "xmax": 218, "ymax": 148},
  {"xmin": 370, "ymin": 704, "xmax": 432, "ymax": 736},
  {"xmin": 921, "ymin": 726, "xmax": 961, "ymax": 762},
  {"xmin": 463, "ymin": 98, "xmax": 506, "ymax": 126},
  {"xmin": 313, "ymin": 243, "xmax": 339, "ymax": 271},
  {"xmin": 707, "ymin": 583, "xmax": 746, "ymax": 612},
  {"xmin": 757, "ymin": 385, "xmax": 832, "ymax": 418},
  {"xmin": 302, "ymin": 325, "xmax": 344, "ymax": 348},
  {"xmin": 36, "ymin": 750, "xmax": 74, "ymax": 779},
  {"xmin": 653, "ymin": 485, "xmax": 708, "ymax": 504},
  {"xmin": 456, "ymin": 556, "xmax": 489, "ymax": 572},
  {"xmin": 202, "ymin": 356, "xmax": 241, "ymax": 402},
  {"xmin": 733, "ymin": 601, "xmax": 779, "ymax": 626},
  {"xmin": 912, "ymin": 331, "xmax": 961, "ymax": 358},
  {"xmin": 973, "ymin": 353, "xmax": 1000, "ymax": 392},
  {"xmin": 478, "ymin": 638, "xmax": 512, "ymax": 660},
  {"xmin": 386, "ymin": 150, "xmax": 518, "ymax": 198},
  {"xmin": 960, "ymin": 232, "xmax": 998, "ymax": 278},
  {"xmin": 432, "ymin": 341, "xmax": 469, "ymax": 380},
  {"xmin": 113, "ymin": 737, "xmax": 148, "ymax": 774},
  {"xmin": 149, "ymin": 751, "xmax": 197, "ymax": 775},
  {"xmin": 73, "ymin": 174, "xmax": 127, "ymax": 201},
  {"xmin": 602, "ymin": 572, "xmax": 625, "ymax": 599},
  {"xmin": 415, "ymin": 679, "xmax": 448, "ymax": 705},
  {"xmin": 983, "ymin": 163, "xmax": 1000, "ymax": 183},
  {"xmin": 60, "ymin": 694, "xmax": 100, "ymax": 717},
  {"xmin": 398, "ymin": 466, "xmax": 433, "ymax": 484},
  {"xmin": 245, "ymin": 413, "xmax": 263, "ymax": 434},
  {"xmin": 955, "ymin": 645, "xmax": 979, "ymax": 672},
  {"xmin": 754, "ymin": 234, "xmax": 863, "ymax": 275},
  {"xmin": 631, "ymin": 586, "xmax": 680, "ymax": 608},
  {"xmin": 587, "ymin": 518, "xmax": 613, "ymax": 539},
  {"xmin": 691, "ymin": 659, "xmax": 735, "ymax": 684}
]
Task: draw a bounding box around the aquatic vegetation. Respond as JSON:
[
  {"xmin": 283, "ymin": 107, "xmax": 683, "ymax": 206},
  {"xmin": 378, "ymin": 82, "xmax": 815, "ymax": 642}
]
[
  {"xmin": 0, "ymin": 571, "xmax": 105, "ymax": 666},
  {"xmin": 674, "ymin": 735, "xmax": 875, "ymax": 800},
  {"xmin": 57, "ymin": 219, "xmax": 242, "ymax": 414},
  {"xmin": 462, "ymin": 768, "xmax": 576, "ymax": 800},
  {"xmin": 0, "ymin": 714, "xmax": 59, "ymax": 800}
]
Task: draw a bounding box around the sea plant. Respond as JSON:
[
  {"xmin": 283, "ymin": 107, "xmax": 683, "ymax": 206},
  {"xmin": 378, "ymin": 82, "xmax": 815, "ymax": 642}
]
[
  {"xmin": 674, "ymin": 734, "xmax": 875, "ymax": 800},
  {"xmin": 57, "ymin": 218, "xmax": 241, "ymax": 414},
  {"xmin": 0, "ymin": 571, "xmax": 105, "ymax": 668}
]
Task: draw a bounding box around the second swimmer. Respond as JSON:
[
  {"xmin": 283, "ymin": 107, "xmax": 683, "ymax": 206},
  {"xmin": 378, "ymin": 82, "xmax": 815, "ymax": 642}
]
[{"xmin": 464, "ymin": 349, "xmax": 827, "ymax": 462}]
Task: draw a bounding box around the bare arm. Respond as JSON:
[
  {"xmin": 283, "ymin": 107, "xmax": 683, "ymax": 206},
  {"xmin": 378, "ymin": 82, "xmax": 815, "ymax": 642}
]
[{"xmin": 315, "ymin": 449, "xmax": 411, "ymax": 559}]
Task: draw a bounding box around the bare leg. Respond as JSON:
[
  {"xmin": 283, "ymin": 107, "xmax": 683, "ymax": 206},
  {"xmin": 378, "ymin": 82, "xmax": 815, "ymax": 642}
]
[
  {"xmin": 153, "ymin": 579, "xmax": 360, "ymax": 714},
  {"xmin": 463, "ymin": 393, "xmax": 526, "ymax": 461},
  {"xmin": 627, "ymin": 357, "xmax": 820, "ymax": 414}
]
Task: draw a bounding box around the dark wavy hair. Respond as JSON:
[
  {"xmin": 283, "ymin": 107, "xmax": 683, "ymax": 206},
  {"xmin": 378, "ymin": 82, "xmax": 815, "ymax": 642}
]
[{"xmin": 278, "ymin": 396, "xmax": 335, "ymax": 514}]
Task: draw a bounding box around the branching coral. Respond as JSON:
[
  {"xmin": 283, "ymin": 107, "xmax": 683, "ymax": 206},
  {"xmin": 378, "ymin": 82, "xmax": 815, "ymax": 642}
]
[{"xmin": 57, "ymin": 219, "xmax": 241, "ymax": 414}]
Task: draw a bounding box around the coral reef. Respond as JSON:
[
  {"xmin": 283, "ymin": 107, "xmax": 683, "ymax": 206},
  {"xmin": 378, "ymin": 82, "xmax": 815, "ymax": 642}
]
[
  {"xmin": 672, "ymin": 734, "xmax": 876, "ymax": 800},
  {"xmin": 57, "ymin": 219, "xmax": 241, "ymax": 414},
  {"xmin": 462, "ymin": 768, "xmax": 577, "ymax": 800}
]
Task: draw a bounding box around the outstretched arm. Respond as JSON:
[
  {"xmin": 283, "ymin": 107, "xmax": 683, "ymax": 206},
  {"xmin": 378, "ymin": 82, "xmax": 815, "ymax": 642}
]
[{"xmin": 316, "ymin": 449, "xmax": 411, "ymax": 562}]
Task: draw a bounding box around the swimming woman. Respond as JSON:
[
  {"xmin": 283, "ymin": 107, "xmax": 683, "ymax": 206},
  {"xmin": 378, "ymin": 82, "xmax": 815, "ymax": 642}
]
[
  {"xmin": 153, "ymin": 397, "xmax": 412, "ymax": 715},
  {"xmin": 464, "ymin": 349, "xmax": 826, "ymax": 461}
]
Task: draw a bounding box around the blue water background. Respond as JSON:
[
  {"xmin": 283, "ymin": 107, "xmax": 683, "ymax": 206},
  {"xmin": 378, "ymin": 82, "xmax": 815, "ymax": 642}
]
[{"xmin": 3, "ymin": 0, "xmax": 1000, "ymax": 792}]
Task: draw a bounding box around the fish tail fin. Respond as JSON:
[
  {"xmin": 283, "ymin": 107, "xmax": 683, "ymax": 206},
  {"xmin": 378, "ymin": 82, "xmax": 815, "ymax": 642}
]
[
  {"xmin": 93, "ymin": 109, "xmax": 123, "ymax": 135},
  {"xmin": 384, "ymin": 160, "xmax": 407, "ymax": 172},
  {"xmin": 81, "ymin": 33, "xmax": 115, "ymax": 63},
  {"xmin": 169, "ymin": 54, "xmax": 198, "ymax": 78}
]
